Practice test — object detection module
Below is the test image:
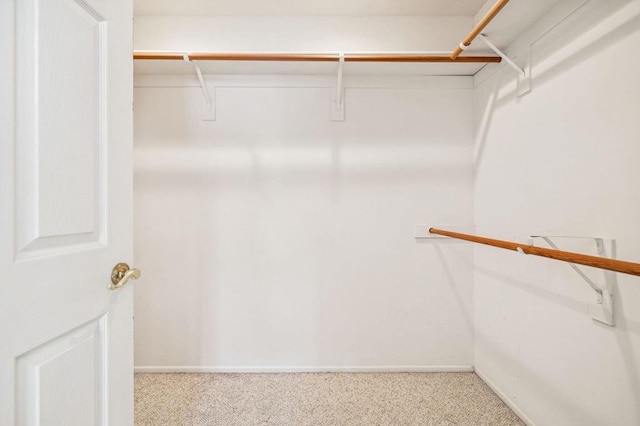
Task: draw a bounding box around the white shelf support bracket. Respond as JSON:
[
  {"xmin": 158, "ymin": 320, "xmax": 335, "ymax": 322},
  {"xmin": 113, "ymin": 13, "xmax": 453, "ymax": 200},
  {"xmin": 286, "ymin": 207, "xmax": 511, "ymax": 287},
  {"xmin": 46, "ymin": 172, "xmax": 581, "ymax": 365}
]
[
  {"xmin": 183, "ymin": 54, "xmax": 215, "ymax": 121},
  {"xmin": 477, "ymin": 34, "xmax": 524, "ymax": 76},
  {"xmin": 331, "ymin": 53, "xmax": 345, "ymax": 121},
  {"xmin": 477, "ymin": 34, "xmax": 531, "ymax": 97},
  {"xmin": 529, "ymin": 235, "xmax": 615, "ymax": 326}
]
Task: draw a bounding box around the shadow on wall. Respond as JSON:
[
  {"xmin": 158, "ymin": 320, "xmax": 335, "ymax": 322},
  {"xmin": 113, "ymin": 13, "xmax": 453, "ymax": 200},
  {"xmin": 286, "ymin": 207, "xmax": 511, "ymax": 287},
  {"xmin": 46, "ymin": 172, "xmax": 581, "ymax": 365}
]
[
  {"xmin": 433, "ymin": 244, "xmax": 474, "ymax": 333},
  {"xmin": 133, "ymin": 170, "xmax": 220, "ymax": 367},
  {"xmin": 473, "ymin": 2, "xmax": 640, "ymax": 173},
  {"xmin": 133, "ymin": 140, "xmax": 472, "ymax": 191},
  {"xmin": 475, "ymin": 260, "xmax": 640, "ymax": 338},
  {"xmin": 472, "ymin": 76, "xmax": 498, "ymax": 179},
  {"xmin": 612, "ymin": 294, "xmax": 640, "ymax": 425},
  {"xmin": 475, "ymin": 263, "xmax": 584, "ymax": 316},
  {"xmin": 529, "ymin": 2, "xmax": 640, "ymax": 94},
  {"xmin": 474, "ymin": 263, "xmax": 640, "ymax": 424},
  {"xmin": 475, "ymin": 329, "xmax": 597, "ymax": 424}
]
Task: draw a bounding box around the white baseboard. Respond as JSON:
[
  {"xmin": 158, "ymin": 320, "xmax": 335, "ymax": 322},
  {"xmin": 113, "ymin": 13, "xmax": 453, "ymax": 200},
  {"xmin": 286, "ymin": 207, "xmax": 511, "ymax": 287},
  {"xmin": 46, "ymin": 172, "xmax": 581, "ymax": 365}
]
[
  {"xmin": 474, "ymin": 367, "xmax": 535, "ymax": 426},
  {"xmin": 135, "ymin": 365, "xmax": 474, "ymax": 374}
]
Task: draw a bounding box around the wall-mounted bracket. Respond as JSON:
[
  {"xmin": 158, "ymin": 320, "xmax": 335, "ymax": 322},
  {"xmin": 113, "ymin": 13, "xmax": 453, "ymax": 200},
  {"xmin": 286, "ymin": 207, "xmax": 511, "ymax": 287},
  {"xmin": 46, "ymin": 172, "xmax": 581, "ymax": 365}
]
[
  {"xmin": 515, "ymin": 49, "xmax": 532, "ymax": 97},
  {"xmin": 183, "ymin": 54, "xmax": 215, "ymax": 121},
  {"xmin": 477, "ymin": 34, "xmax": 531, "ymax": 97},
  {"xmin": 529, "ymin": 235, "xmax": 615, "ymax": 326},
  {"xmin": 331, "ymin": 53, "xmax": 345, "ymax": 121},
  {"xmin": 477, "ymin": 34, "xmax": 524, "ymax": 77}
]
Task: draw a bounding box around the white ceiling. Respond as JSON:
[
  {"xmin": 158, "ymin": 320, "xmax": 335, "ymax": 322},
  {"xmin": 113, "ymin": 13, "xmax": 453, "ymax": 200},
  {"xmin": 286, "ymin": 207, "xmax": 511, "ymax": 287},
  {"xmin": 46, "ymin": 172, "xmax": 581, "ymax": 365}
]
[{"xmin": 134, "ymin": 0, "xmax": 490, "ymax": 17}]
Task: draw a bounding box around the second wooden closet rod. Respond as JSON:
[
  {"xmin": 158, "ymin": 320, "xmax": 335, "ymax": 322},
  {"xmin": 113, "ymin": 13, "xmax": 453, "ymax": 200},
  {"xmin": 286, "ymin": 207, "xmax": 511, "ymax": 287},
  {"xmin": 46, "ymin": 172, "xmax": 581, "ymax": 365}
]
[{"xmin": 429, "ymin": 228, "xmax": 640, "ymax": 277}]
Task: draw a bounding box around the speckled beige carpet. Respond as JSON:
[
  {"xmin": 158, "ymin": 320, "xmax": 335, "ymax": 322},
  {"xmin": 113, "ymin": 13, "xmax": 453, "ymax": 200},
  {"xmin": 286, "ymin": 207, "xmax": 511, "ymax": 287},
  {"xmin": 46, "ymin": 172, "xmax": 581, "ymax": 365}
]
[{"xmin": 135, "ymin": 372, "xmax": 524, "ymax": 426}]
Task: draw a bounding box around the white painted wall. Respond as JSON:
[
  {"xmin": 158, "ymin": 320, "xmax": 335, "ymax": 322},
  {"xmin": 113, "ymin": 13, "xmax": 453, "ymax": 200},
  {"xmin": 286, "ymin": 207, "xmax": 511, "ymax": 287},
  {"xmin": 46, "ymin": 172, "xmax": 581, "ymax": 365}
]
[
  {"xmin": 133, "ymin": 0, "xmax": 640, "ymax": 421},
  {"xmin": 133, "ymin": 15, "xmax": 471, "ymax": 53},
  {"xmin": 472, "ymin": 0, "xmax": 640, "ymax": 424},
  {"xmin": 133, "ymin": 76, "xmax": 475, "ymax": 370},
  {"xmin": 132, "ymin": 12, "xmax": 476, "ymax": 372}
]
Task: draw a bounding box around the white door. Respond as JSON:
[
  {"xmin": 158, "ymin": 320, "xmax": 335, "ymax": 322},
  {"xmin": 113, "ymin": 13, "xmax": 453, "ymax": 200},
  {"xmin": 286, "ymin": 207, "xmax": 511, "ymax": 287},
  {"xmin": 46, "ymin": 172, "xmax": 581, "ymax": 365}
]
[{"xmin": 0, "ymin": 0, "xmax": 134, "ymax": 424}]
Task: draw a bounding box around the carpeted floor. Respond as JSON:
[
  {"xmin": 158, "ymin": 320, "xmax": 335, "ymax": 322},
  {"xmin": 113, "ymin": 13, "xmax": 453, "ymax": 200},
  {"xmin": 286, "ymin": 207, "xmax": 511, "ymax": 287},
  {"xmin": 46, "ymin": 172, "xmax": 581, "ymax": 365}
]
[{"xmin": 135, "ymin": 372, "xmax": 524, "ymax": 426}]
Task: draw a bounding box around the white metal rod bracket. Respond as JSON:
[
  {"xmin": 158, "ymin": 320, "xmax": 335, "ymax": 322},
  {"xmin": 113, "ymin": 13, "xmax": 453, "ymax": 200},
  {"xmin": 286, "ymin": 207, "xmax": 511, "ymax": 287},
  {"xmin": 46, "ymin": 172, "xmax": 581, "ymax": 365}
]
[
  {"xmin": 184, "ymin": 54, "xmax": 215, "ymax": 121},
  {"xmin": 331, "ymin": 53, "xmax": 345, "ymax": 121},
  {"xmin": 472, "ymin": 34, "xmax": 530, "ymax": 96},
  {"xmin": 529, "ymin": 235, "xmax": 615, "ymax": 326},
  {"xmin": 477, "ymin": 34, "xmax": 525, "ymax": 76},
  {"xmin": 528, "ymin": 236, "xmax": 602, "ymax": 296}
]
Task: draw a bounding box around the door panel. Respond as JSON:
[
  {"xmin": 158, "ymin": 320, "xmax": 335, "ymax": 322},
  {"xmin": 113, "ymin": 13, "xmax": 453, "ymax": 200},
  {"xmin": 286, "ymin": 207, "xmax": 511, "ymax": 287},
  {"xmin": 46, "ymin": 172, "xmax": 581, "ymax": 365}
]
[
  {"xmin": 15, "ymin": 0, "xmax": 107, "ymax": 257},
  {"xmin": 0, "ymin": 0, "xmax": 133, "ymax": 424},
  {"xmin": 16, "ymin": 317, "xmax": 107, "ymax": 426}
]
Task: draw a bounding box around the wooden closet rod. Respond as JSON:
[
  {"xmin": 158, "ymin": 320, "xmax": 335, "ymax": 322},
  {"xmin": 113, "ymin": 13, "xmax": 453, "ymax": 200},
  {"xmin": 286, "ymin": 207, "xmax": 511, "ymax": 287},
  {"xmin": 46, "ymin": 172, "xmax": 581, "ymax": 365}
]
[
  {"xmin": 429, "ymin": 228, "xmax": 640, "ymax": 277},
  {"xmin": 451, "ymin": 0, "xmax": 511, "ymax": 60},
  {"xmin": 133, "ymin": 51, "xmax": 502, "ymax": 63}
]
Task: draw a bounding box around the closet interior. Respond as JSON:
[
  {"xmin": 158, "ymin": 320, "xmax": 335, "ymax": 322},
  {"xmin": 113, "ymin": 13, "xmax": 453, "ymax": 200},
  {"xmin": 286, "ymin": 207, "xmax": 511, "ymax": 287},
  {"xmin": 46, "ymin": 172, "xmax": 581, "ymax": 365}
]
[{"xmin": 132, "ymin": 0, "xmax": 640, "ymax": 424}]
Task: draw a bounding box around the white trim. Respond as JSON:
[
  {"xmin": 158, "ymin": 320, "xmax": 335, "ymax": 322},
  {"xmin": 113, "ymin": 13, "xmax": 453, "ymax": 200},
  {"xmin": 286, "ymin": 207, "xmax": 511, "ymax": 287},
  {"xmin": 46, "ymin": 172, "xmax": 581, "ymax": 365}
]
[
  {"xmin": 134, "ymin": 74, "xmax": 474, "ymax": 90},
  {"xmin": 135, "ymin": 365, "xmax": 475, "ymax": 374},
  {"xmin": 474, "ymin": 367, "xmax": 535, "ymax": 426}
]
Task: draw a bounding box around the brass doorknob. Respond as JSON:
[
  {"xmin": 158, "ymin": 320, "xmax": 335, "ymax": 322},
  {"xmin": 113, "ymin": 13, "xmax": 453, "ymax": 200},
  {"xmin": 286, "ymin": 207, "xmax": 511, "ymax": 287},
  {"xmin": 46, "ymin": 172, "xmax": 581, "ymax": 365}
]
[{"xmin": 108, "ymin": 263, "xmax": 141, "ymax": 290}]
